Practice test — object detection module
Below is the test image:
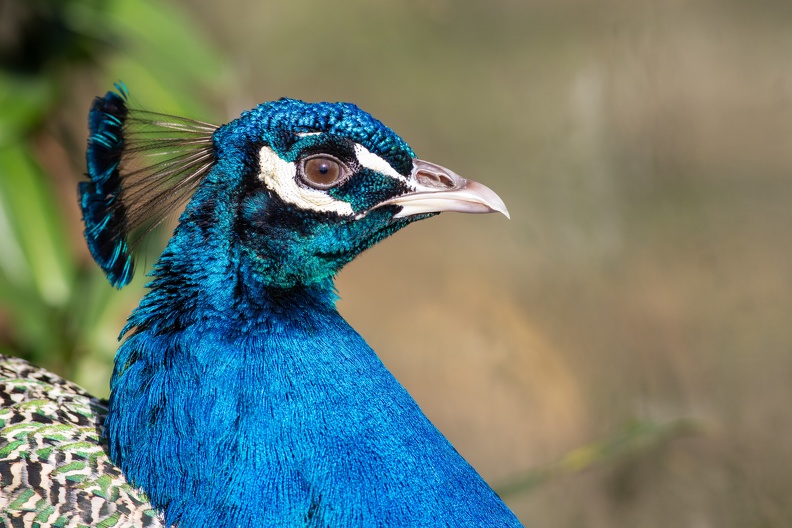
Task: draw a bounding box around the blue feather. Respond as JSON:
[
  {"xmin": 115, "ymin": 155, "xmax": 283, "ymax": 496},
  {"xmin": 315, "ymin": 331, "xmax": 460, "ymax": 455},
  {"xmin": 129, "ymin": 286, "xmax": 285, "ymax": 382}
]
[{"xmin": 81, "ymin": 84, "xmax": 133, "ymax": 287}]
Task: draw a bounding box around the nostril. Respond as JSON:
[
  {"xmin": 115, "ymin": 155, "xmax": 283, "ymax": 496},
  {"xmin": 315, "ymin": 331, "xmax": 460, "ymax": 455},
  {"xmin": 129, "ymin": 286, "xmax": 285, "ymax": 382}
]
[{"xmin": 416, "ymin": 170, "xmax": 455, "ymax": 189}]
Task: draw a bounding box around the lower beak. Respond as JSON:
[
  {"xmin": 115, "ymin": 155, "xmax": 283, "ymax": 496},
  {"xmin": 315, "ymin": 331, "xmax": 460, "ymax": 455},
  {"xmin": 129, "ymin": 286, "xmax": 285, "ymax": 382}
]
[{"xmin": 375, "ymin": 159, "xmax": 510, "ymax": 219}]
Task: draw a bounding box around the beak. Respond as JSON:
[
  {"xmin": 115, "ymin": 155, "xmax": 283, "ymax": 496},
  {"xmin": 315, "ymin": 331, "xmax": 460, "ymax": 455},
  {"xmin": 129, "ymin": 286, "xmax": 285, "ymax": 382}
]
[{"xmin": 374, "ymin": 159, "xmax": 510, "ymax": 219}]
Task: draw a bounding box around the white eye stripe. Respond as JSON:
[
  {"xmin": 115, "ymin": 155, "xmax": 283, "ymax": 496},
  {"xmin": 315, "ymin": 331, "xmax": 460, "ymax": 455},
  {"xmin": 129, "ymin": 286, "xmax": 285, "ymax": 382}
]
[
  {"xmin": 258, "ymin": 146, "xmax": 354, "ymax": 216},
  {"xmin": 353, "ymin": 144, "xmax": 414, "ymax": 188}
]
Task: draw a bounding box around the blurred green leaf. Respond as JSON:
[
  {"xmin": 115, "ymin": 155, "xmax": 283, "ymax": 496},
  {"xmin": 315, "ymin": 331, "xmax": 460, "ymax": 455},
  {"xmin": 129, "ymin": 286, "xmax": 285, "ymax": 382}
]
[
  {"xmin": 0, "ymin": 0, "xmax": 227, "ymax": 385},
  {"xmin": 0, "ymin": 269, "xmax": 50, "ymax": 350},
  {"xmin": 0, "ymin": 182, "xmax": 30, "ymax": 289},
  {"xmin": 495, "ymin": 418, "xmax": 705, "ymax": 499},
  {"xmin": 0, "ymin": 145, "xmax": 74, "ymax": 307},
  {"xmin": 0, "ymin": 74, "xmax": 56, "ymax": 147},
  {"xmin": 102, "ymin": 0, "xmax": 225, "ymax": 118},
  {"xmin": 109, "ymin": 0, "xmax": 225, "ymax": 82},
  {"xmin": 102, "ymin": 54, "xmax": 211, "ymax": 118}
]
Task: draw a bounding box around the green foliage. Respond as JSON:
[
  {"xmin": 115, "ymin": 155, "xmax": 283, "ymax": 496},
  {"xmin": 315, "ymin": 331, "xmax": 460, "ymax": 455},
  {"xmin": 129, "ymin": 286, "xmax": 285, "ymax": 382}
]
[
  {"xmin": 495, "ymin": 418, "xmax": 704, "ymax": 499},
  {"xmin": 0, "ymin": 0, "xmax": 226, "ymax": 395}
]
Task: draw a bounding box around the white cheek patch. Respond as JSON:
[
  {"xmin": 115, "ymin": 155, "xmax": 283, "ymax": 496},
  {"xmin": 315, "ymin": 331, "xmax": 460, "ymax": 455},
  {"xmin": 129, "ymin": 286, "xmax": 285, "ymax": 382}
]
[
  {"xmin": 353, "ymin": 144, "xmax": 414, "ymax": 189},
  {"xmin": 258, "ymin": 146, "xmax": 355, "ymax": 216}
]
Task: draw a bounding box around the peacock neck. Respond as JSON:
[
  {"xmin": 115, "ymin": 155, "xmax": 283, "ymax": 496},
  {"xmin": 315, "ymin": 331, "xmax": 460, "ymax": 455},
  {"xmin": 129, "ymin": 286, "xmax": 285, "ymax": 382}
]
[
  {"xmin": 104, "ymin": 242, "xmax": 375, "ymax": 526},
  {"xmin": 102, "ymin": 163, "xmax": 519, "ymax": 526},
  {"xmin": 104, "ymin": 172, "xmax": 370, "ymax": 524},
  {"xmin": 104, "ymin": 240, "xmax": 519, "ymax": 526}
]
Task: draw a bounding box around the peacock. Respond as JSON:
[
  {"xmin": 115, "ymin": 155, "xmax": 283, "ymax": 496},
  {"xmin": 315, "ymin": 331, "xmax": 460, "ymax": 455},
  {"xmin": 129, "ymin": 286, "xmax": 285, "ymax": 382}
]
[{"xmin": 0, "ymin": 85, "xmax": 519, "ymax": 527}]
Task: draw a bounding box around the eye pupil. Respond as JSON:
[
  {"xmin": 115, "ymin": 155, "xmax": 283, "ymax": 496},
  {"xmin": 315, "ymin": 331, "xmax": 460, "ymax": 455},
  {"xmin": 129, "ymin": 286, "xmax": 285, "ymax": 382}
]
[{"xmin": 303, "ymin": 156, "xmax": 343, "ymax": 187}]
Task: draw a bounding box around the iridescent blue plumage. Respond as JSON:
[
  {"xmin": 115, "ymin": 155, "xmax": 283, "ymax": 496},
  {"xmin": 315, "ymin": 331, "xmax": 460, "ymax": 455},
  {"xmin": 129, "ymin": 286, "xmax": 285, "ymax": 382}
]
[
  {"xmin": 81, "ymin": 85, "xmax": 133, "ymax": 287},
  {"xmin": 83, "ymin": 87, "xmax": 518, "ymax": 526},
  {"xmin": 232, "ymin": 97, "xmax": 415, "ymax": 175}
]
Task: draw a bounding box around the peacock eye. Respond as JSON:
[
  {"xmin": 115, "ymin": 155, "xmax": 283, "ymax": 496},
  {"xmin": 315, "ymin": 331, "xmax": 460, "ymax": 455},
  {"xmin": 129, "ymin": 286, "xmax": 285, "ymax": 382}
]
[{"xmin": 300, "ymin": 155, "xmax": 347, "ymax": 188}]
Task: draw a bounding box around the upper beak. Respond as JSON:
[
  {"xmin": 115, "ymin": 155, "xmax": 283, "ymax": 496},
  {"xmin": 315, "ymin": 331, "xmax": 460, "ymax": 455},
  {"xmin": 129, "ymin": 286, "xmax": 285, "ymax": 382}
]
[{"xmin": 373, "ymin": 159, "xmax": 510, "ymax": 219}]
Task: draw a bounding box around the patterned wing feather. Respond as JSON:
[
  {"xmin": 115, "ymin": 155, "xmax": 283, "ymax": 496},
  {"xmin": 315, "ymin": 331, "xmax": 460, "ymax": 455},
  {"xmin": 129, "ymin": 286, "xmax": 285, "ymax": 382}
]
[{"xmin": 0, "ymin": 355, "xmax": 166, "ymax": 527}]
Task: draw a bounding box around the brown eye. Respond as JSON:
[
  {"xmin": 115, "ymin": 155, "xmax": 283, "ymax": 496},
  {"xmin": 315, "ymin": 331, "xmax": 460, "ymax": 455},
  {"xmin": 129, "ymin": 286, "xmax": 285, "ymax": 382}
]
[{"xmin": 302, "ymin": 156, "xmax": 344, "ymax": 187}]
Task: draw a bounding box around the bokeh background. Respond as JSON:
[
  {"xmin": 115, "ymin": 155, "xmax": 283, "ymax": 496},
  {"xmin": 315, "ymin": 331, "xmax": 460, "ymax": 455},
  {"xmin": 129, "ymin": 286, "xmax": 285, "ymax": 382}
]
[{"xmin": 1, "ymin": 0, "xmax": 791, "ymax": 525}]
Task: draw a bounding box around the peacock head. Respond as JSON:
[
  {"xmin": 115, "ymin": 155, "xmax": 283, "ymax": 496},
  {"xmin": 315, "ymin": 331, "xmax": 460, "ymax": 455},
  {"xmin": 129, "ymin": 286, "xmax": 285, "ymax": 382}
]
[{"xmin": 82, "ymin": 87, "xmax": 509, "ymax": 289}]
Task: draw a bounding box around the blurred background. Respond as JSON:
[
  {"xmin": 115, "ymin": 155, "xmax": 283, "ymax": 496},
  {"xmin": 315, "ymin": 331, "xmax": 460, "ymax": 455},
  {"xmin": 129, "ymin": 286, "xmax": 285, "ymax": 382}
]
[{"xmin": 1, "ymin": 0, "xmax": 790, "ymax": 525}]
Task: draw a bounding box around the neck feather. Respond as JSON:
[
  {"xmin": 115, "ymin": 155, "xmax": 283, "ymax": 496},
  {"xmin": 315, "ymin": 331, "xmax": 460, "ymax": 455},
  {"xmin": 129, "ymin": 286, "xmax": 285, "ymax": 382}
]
[{"xmin": 104, "ymin": 162, "xmax": 519, "ymax": 527}]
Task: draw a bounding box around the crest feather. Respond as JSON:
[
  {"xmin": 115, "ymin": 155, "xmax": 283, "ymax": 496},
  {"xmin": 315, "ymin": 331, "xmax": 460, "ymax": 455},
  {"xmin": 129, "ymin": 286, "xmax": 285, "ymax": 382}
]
[{"xmin": 81, "ymin": 84, "xmax": 218, "ymax": 287}]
